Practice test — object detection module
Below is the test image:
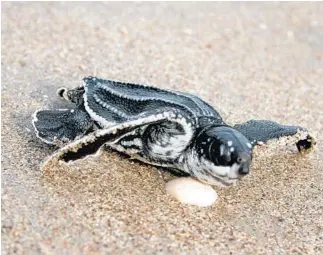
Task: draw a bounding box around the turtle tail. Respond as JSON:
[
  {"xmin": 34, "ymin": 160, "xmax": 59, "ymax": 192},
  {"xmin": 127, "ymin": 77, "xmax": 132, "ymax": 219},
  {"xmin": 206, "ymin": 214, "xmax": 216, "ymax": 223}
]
[{"xmin": 32, "ymin": 107, "xmax": 94, "ymax": 147}]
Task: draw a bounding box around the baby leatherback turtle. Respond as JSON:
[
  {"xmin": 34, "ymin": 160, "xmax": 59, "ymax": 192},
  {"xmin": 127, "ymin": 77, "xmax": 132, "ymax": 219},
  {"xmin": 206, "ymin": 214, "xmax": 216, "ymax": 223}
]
[{"xmin": 32, "ymin": 77, "xmax": 315, "ymax": 187}]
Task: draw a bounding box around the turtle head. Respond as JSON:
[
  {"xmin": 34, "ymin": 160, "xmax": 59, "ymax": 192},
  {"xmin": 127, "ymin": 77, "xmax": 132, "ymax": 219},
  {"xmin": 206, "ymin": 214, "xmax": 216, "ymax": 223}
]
[{"xmin": 186, "ymin": 125, "xmax": 253, "ymax": 186}]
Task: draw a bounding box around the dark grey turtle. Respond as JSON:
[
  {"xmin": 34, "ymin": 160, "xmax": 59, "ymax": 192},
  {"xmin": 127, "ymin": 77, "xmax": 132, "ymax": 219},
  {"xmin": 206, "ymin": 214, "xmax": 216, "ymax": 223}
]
[{"xmin": 32, "ymin": 77, "xmax": 315, "ymax": 186}]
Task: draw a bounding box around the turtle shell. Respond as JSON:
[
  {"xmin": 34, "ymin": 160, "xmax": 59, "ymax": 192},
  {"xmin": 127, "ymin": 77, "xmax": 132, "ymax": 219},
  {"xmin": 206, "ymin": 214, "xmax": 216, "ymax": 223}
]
[{"xmin": 82, "ymin": 76, "xmax": 224, "ymax": 129}]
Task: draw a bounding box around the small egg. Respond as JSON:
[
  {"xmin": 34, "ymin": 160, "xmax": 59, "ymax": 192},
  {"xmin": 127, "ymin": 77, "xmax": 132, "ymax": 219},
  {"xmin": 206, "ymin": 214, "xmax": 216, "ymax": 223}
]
[{"xmin": 165, "ymin": 177, "xmax": 218, "ymax": 207}]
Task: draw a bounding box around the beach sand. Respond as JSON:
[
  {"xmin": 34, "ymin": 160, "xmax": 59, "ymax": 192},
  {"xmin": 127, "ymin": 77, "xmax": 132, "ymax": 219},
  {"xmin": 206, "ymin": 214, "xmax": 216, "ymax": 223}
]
[{"xmin": 2, "ymin": 2, "xmax": 323, "ymax": 254}]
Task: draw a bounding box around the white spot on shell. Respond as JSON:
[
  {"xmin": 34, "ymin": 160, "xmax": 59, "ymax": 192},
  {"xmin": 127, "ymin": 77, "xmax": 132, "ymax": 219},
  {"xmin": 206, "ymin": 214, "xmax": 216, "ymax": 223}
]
[
  {"xmin": 165, "ymin": 177, "xmax": 218, "ymax": 207},
  {"xmin": 230, "ymin": 147, "xmax": 234, "ymax": 152},
  {"xmin": 246, "ymin": 142, "xmax": 252, "ymax": 148},
  {"xmin": 227, "ymin": 141, "xmax": 233, "ymax": 146},
  {"xmin": 70, "ymin": 109, "xmax": 75, "ymax": 113}
]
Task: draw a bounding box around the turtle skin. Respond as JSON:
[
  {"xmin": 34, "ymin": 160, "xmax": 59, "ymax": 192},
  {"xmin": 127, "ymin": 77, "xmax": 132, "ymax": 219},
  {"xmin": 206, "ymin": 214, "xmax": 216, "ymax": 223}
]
[{"xmin": 32, "ymin": 77, "xmax": 315, "ymax": 186}]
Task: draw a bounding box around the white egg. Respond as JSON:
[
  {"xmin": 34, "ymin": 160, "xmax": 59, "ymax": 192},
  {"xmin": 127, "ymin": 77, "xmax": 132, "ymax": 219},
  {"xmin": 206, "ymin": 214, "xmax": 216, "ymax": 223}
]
[{"xmin": 165, "ymin": 177, "xmax": 218, "ymax": 207}]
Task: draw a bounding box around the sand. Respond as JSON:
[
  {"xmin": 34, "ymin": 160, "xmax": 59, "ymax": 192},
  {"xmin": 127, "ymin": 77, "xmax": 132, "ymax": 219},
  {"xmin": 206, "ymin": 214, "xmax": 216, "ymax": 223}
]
[{"xmin": 2, "ymin": 2, "xmax": 323, "ymax": 254}]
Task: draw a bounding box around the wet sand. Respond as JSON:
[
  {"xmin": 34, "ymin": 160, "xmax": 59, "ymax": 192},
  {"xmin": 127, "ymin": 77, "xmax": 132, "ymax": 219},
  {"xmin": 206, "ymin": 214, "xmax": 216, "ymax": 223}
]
[{"xmin": 2, "ymin": 2, "xmax": 323, "ymax": 254}]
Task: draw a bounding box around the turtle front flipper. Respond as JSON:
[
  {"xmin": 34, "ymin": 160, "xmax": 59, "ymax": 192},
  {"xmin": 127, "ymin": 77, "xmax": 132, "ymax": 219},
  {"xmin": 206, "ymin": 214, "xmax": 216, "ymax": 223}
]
[
  {"xmin": 233, "ymin": 120, "xmax": 316, "ymax": 153},
  {"xmin": 45, "ymin": 108, "xmax": 195, "ymax": 164},
  {"xmin": 32, "ymin": 106, "xmax": 94, "ymax": 147}
]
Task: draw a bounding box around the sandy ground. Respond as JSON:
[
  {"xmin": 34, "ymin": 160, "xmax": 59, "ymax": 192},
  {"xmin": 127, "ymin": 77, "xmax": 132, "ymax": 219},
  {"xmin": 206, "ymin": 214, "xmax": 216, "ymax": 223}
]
[{"xmin": 2, "ymin": 2, "xmax": 323, "ymax": 254}]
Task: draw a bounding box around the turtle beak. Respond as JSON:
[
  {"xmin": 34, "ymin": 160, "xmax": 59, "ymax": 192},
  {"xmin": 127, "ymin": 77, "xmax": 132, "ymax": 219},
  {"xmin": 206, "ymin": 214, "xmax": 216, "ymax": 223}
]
[{"xmin": 238, "ymin": 162, "xmax": 250, "ymax": 175}]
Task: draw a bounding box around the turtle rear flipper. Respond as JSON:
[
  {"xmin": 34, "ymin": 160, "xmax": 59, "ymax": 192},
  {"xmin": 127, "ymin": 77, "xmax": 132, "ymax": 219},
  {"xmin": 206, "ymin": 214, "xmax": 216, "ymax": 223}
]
[
  {"xmin": 32, "ymin": 107, "xmax": 94, "ymax": 146},
  {"xmin": 233, "ymin": 120, "xmax": 316, "ymax": 153}
]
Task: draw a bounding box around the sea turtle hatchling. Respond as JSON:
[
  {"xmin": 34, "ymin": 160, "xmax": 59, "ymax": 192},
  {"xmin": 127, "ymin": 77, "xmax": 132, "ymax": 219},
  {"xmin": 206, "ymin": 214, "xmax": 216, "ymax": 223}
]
[{"xmin": 32, "ymin": 77, "xmax": 315, "ymax": 188}]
